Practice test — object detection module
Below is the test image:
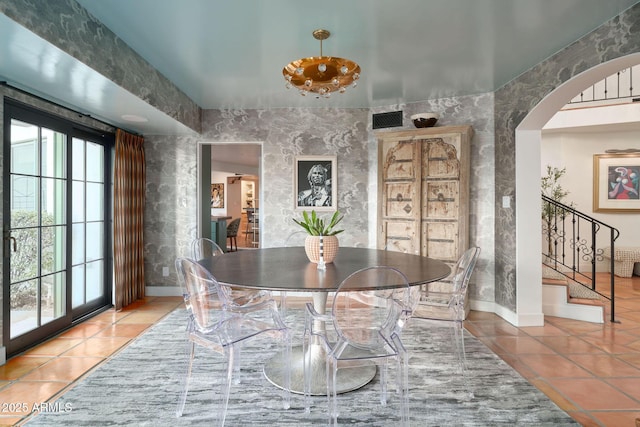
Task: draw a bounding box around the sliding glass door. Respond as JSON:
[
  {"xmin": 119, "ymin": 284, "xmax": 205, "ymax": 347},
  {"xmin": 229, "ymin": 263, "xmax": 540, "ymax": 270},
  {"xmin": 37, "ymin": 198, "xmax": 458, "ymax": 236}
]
[{"xmin": 3, "ymin": 100, "xmax": 113, "ymax": 357}]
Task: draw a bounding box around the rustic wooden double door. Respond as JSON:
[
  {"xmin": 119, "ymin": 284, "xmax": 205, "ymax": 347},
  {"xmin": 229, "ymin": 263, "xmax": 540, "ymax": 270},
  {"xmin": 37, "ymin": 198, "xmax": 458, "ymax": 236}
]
[{"xmin": 377, "ymin": 125, "xmax": 473, "ymax": 270}]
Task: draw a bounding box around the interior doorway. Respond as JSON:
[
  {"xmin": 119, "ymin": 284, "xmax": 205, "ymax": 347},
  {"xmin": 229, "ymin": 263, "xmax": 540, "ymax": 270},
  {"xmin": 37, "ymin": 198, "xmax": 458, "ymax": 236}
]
[{"xmin": 198, "ymin": 142, "xmax": 262, "ymax": 251}]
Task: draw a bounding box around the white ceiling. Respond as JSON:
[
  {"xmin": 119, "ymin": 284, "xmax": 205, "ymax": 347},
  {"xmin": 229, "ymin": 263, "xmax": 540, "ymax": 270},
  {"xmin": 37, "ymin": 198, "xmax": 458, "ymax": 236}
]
[{"xmin": 1, "ymin": 0, "xmax": 639, "ymax": 136}]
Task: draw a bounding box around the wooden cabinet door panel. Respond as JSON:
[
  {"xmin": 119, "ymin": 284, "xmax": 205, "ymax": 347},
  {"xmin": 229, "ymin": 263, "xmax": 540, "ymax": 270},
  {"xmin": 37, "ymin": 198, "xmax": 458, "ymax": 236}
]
[
  {"xmin": 382, "ymin": 221, "xmax": 419, "ymax": 253},
  {"xmin": 384, "ymin": 182, "xmax": 418, "ymax": 217},
  {"xmin": 423, "ymin": 138, "xmax": 460, "ymax": 178},
  {"xmin": 422, "ymin": 221, "xmax": 459, "ymax": 261},
  {"xmin": 379, "ymin": 139, "xmax": 421, "ymax": 250},
  {"xmin": 382, "ymin": 140, "xmax": 419, "ymax": 180},
  {"xmin": 423, "ymin": 181, "xmax": 460, "ymax": 219}
]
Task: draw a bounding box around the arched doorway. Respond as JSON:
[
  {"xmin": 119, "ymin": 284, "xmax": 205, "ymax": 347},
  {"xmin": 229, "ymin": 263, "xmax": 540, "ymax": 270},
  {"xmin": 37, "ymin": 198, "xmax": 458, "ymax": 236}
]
[{"xmin": 514, "ymin": 53, "xmax": 640, "ymax": 325}]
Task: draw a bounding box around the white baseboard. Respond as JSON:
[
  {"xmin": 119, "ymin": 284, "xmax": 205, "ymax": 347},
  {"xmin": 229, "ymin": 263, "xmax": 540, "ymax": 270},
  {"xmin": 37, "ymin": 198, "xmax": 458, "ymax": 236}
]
[
  {"xmin": 0, "ymin": 346, "xmax": 5, "ymax": 366},
  {"xmin": 510, "ymin": 310, "xmax": 545, "ymax": 327},
  {"xmin": 469, "ymin": 298, "xmax": 494, "ymax": 313},
  {"xmin": 469, "ymin": 298, "xmax": 544, "ymax": 327}
]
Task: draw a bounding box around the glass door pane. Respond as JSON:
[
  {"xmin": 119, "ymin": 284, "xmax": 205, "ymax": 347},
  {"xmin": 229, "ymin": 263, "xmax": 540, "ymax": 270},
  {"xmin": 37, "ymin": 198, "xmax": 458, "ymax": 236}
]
[
  {"xmin": 8, "ymin": 120, "xmax": 67, "ymax": 338},
  {"xmin": 71, "ymin": 138, "xmax": 105, "ymax": 308}
]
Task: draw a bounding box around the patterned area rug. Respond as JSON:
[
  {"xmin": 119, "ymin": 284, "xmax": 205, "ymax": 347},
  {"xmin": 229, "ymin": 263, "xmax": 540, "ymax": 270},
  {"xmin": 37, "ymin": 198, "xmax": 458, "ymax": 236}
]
[{"xmin": 26, "ymin": 308, "xmax": 578, "ymax": 426}]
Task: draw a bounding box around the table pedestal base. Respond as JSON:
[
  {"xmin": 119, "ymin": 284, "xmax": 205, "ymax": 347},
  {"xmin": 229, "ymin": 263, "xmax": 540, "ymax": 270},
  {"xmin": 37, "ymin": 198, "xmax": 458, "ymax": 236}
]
[{"xmin": 264, "ymin": 345, "xmax": 377, "ymax": 395}]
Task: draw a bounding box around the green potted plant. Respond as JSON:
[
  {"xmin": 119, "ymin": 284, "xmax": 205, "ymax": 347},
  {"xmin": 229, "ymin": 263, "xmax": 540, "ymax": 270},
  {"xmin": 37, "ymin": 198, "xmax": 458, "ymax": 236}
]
[
  {"xmin": 293, "ymin": 210, "xmax": 344, "ymax": 263},
  {"xmin": 541, "ymin": 165, "xmax": 573, "ymax": 255}
]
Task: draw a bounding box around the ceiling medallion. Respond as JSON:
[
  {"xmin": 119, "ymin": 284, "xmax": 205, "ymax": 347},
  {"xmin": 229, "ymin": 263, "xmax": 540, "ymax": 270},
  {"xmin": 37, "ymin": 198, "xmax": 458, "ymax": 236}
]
[{"xmin": 283, "ymin": 29, "xmax": 361, "ymax": 99}]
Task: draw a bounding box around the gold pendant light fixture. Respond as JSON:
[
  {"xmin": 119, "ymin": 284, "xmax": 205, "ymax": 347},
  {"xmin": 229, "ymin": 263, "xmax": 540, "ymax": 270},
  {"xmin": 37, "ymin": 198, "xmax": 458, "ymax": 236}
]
[{"xmin": 283, "ymin": 29, "xmax": 361, "ymax": 98}]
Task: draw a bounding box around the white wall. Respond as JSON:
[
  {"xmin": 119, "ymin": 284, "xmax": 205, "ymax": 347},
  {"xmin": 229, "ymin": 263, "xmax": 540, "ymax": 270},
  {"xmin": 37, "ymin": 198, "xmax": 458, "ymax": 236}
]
[
  {"xmin": 541, "ymin": 125, "xmax": 640, "ymax": 248},
  {"xmin": 227, "ymin": 179, "xmax": 242, "ymax": 219}
]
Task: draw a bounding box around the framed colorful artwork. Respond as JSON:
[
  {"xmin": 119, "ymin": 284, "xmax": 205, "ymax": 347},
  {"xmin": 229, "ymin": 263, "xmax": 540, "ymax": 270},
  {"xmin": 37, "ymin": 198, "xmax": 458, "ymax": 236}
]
[
  {"xmin": 593, "ymin": 153, "xmax": 640, "ymax": 212},
  {"xmin": 211, "ymin": 183, "xmax": 224, "ymax": 208}
]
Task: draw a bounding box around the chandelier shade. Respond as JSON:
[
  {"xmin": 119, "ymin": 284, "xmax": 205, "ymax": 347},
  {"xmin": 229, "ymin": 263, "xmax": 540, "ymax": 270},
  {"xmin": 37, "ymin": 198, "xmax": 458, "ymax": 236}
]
[{"xmin": 283, "ymin": 29, "xmax": 361, "ymax": 98}]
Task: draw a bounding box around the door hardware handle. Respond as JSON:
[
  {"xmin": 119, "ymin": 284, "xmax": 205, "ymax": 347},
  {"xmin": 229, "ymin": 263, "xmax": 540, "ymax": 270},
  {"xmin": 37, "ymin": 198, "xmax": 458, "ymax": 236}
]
[{"xmin": 3, "ymin": 235, "xmax": 17, "ymax": 253}]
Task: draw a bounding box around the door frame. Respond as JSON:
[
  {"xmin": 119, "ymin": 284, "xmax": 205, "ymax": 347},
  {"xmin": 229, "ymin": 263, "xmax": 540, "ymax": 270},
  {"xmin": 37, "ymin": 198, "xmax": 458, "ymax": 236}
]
[
  {"xmin": 2, "ymin": 99, "xmax": 114, "ymax": 358},
  {"xmin": 196, "ymin": 141, "xmax": 262, "ymax": 246}
]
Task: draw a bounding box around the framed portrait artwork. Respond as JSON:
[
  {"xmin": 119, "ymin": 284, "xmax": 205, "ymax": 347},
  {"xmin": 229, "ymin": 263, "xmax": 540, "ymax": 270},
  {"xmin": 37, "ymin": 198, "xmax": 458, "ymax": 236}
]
[
  {"xmin": 593, "ymin": 153, "xmax": 640, "ymax": 212},
  {"xmin": 294, "ymin": 155, "xmax": 337, "ymax": 211},
  {"xmin": 211, "ymin": 183, "xmax": 224, "ymax": 208}
]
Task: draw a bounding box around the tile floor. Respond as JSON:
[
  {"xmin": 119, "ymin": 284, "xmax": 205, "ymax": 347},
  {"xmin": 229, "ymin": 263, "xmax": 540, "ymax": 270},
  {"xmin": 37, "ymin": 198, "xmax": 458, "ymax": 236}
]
[
  {"xmin": 1, "ymin": 274, "xmax": 639, "ymax": 426},
  {"xmin": 465, "ymin": 273, "xmax": 640, "ymax": 426}
]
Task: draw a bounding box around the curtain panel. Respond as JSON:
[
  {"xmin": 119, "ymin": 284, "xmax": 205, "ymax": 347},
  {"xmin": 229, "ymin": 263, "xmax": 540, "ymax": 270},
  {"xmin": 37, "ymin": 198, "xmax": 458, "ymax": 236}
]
[{"xmin": 114, "ymin": 129, "xmax": 146, "ymax": 310}]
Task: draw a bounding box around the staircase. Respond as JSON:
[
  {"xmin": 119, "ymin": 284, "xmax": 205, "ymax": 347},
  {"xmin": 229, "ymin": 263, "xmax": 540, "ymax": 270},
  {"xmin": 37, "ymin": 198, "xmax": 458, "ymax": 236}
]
[
  {"xmin": 541, "ymin": 263, "xmax": 605, "ymax": 323},
  {"xmin": 541, "ymin": 195, "xmax": 619, "ymax": 323}
]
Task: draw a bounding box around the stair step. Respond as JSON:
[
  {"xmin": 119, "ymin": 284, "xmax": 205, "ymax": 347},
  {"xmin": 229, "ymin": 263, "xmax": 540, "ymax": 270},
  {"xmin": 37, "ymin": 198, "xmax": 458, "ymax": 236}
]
[
  {"xmin": 543, "ymin": 278, "xmax": 604, "ymax": 302},
  {"xmin": 542, "ymin": 282, "xmax": 605, "ymax": 323},
  {"xmin": 568, "ymin": 297, "xmax": 605, "ymax": 307},
  {"xmin": 542, "ymin": 277, "xmax": 568, "ymax": 286}
]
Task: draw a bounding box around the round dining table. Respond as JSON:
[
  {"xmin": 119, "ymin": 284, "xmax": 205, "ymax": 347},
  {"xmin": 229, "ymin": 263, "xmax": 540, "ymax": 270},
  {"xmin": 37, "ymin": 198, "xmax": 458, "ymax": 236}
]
[{"xmin": 201, "ymin": 246, "xmax": 451, "ymax": 395}]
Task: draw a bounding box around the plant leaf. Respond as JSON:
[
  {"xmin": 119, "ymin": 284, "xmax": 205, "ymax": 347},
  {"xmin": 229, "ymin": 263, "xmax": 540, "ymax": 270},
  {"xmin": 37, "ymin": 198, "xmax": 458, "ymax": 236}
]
[{"xmin": 293, "ymin": 209, "xmax": 344, "ymax": 236}]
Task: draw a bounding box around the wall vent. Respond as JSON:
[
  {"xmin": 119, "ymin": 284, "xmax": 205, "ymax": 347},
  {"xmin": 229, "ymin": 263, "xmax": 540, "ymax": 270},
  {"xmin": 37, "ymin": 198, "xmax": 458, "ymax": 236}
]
[{"xmin": 372, "ymin": 111, "xmax": 403, "ymax": 129}]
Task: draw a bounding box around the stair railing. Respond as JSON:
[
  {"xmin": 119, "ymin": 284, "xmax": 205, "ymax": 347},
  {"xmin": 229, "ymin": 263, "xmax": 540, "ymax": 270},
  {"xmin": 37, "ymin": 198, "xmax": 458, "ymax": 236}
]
[{"xmin": 541, "ymin": 195, "xmax": 620, "ymax": 322}]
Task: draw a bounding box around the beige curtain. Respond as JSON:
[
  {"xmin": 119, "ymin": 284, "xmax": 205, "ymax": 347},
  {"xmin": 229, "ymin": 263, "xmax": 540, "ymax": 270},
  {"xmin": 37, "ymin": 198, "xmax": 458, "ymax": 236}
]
[{"xmin": 114, "ymin": 129, "xmax": 146, "ymax": 310}]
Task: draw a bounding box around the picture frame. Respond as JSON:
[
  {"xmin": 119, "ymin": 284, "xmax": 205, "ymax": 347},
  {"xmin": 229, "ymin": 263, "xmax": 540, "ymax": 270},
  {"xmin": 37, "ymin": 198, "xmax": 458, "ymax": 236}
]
[
  {"xmin": 211, "ymin": 183, "xmax": 224, "ymax": 209},
  {"xmin": 294, "ymin": 155, "xmax": 337, "ymax": 211},
  {"xmin": 593, "ymin": 153, "xmax": 640, "ymax": 212}
]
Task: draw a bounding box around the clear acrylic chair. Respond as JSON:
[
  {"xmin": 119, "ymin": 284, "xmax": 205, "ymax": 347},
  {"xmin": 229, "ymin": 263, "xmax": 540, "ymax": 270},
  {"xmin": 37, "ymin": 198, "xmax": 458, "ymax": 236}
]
[
  {"xmin": 303, "ymin": 266, "xmax": 415, "ymax": 426},
  {"xmin": 192, "ymin": 237, "xmax": 225, "ymax": 259},
  {"xmin": 174, "ymin": 257, "xmax": 292, "ymax": 426},
  {"xmin": 284, "ymin": 230, "xmax": 307, "ymax": 247},
  {"xmin": 411, "ymin": 246, "xmax": 481, "ymax": 374},
  {"xmin": 191, "ymin": 237, "xmax": 271, "ymax": 306}
]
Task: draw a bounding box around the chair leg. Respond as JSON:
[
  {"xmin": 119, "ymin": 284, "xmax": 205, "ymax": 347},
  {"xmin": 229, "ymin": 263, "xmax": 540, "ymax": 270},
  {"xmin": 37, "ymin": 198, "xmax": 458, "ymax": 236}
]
[
  {"xmin": 328, "ymin": 358, "xmax": 339, "ymax": 426},
  {"xmin": 281, "ymin": 329, "xmax": 292, "ymax": 410},
  {"xmin": 228, "ymin": 324, "xmax": 243, "ymax": 385},
  {"xmin": 232, "ymin": 345, "xmax": 242, "ymax": 384},
  {"xmin": 303, "ymin": 313, "xmax": 314, "ymax": 414},
  {"xmin": 218, "ymin": 345, "xmax": 236, "ymax": 427},
  {"xmin": 454, "ymin": 320, "xmax": 474, "ymax": 399},
  {"xmin": 176, "ymin": 340, "xmax": 196, "ymax": 417},
  {"xmin": 399, "ymin": 350, "xmax": 409, "ymax": 426},
  {"xmin": 379, "ymin": 361, "xmax": 388, "ymax": 405},
  {"xmin": 452, "ymin": 321, "xmax": 467, "ymax": 374}
]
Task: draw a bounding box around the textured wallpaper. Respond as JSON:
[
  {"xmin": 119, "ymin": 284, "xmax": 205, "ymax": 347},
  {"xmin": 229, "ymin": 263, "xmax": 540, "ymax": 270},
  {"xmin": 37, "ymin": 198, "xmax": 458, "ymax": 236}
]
[
  {"xmin": 494, "ymin": 4, "xmax": 640, "ymax": 310},
  {"xmin": 143, "ymin": 99, "xmax": 497, "ymax": 307}
]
